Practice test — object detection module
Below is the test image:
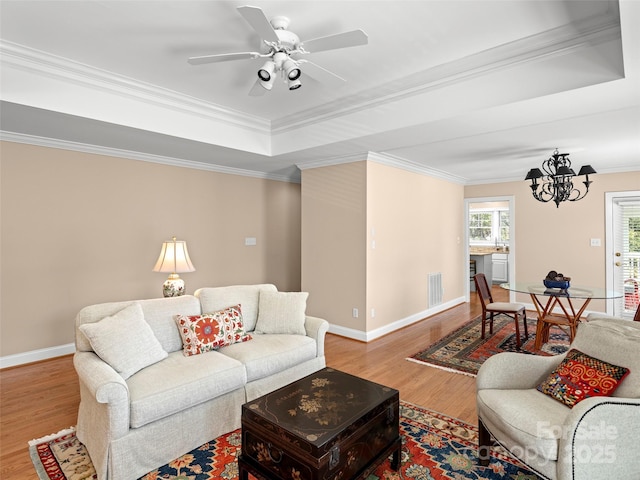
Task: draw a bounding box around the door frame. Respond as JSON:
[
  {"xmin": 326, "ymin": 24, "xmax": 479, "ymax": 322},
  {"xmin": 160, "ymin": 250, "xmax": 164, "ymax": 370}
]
[
  {"xmin": 605, "ymin": 190, "xmax": 640, "ymax": 315},
  {"xmin": 464, "ymin": 195, "xmax": 516, "ymax": 302}
]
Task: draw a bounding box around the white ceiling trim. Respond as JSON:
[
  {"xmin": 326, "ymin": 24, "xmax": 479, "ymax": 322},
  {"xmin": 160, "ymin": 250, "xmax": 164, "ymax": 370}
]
[
  {"xmin": 0, "ymin": 131, "xmax": 293, "ymax": 183},
  {"xmin": 297, "ymin": 151, "xmax": 467, "ymax": 184},
  {"xmin": 272, "ymin": 12, "xmax": 621, "ymax": 135},
  {"xmin": 367, "ymin": 152, "xmax": 468, "ymax": 184},
  {"xmin": 0, "ymin": 40, "xmax": 270, "ymax": 135}
]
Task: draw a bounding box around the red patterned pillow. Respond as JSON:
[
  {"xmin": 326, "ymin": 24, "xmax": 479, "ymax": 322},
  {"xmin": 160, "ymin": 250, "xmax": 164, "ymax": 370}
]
[
  {"xmin": 537, "ymin": 349, "xmax": 630, "ymax": 408},
  {"xmin": 175, "ymin": 304, "xmax": 252, "ymax": 356}
]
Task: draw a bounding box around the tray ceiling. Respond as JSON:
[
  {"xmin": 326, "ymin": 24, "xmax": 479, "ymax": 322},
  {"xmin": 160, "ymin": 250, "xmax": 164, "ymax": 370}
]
[{"xmin": 1, "ymin": 0, "xmax": 638, "ymax": 183}]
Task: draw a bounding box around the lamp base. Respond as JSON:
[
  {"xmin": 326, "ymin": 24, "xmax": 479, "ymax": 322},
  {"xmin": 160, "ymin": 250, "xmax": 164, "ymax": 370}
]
[{"xmin": 162, "ymin": 273, "xmax": 185, "ymax": 297}]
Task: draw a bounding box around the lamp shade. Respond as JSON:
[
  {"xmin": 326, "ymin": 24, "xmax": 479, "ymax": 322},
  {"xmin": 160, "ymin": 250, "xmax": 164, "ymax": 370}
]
[
  {"xmin": 578, "ymin": 165, "xmax": 597, "ymax": 176},
  {"xmin": 152, "ymin": 237, "xmax": 195, "ymax": 274},
  {"xmin": 524, "ymin": 168, "xmax": 543, "ymax": 180},
  {"xmin": 555, "ymin": 165, "xmax": 574, "ymax": 176}
]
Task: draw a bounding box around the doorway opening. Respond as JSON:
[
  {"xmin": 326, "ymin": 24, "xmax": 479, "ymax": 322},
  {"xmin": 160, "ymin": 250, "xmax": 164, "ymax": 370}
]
[{"xmin": 464, "ymin": 196, "xmax": 515, "ymax": 302}]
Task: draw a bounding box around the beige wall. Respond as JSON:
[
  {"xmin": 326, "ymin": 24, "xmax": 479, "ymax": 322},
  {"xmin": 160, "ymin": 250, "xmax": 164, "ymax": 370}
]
[
  {"xmin": 4, "ymin": 138, "xmax": 636, "ymax": 357},
  {"xmin": 301, "ymin": 160, "xmax": 464, "ymax": 337},
  {"xmin": 0, "ymin": 141, "xmax": 302, "ymax": 357},
  {"xmin": 465, "ymin": 171, "xmax": 640, "ymax": 311},
  {"xmin": 301, "ymin": 161, "xmax": 367, "ymax": 331},
  {"xmin": 367, "ymin": 162, "xmax": 464, "ymax": 331}
]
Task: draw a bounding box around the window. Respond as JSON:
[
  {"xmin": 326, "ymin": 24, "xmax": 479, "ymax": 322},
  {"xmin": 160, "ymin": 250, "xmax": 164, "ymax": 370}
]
[
  {"xmin": 499, "ymin": 211, "xmax": 510, "ymax": 243},
  {"xmin": 469, "ymin": 209, "xmax": 509, "ymax": 244},
  {"xmin": 469, "ymin": 212, "xmax": 492, "ymax": 242}
]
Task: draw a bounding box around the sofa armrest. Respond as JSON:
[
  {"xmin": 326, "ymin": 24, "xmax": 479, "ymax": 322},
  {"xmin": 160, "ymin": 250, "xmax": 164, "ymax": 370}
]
[
  {"xmin": 304, "ymin": 315, "xmax": 329, "ymax": 357},
  {"xmin": 476, "ymin": 352, "xmax": 565, "ymax": 391},
  {"xmin": 557, "ymin": 397, "xmax": 640, "ymax": 480},
  {"xmin": 73, "ymin": 351, "xmax": 130, "ymax": 438}
]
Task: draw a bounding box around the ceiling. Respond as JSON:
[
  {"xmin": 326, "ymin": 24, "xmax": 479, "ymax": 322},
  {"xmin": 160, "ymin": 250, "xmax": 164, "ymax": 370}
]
[{"xmin": 1, "ymin": 0, "xmax": 639, "ymax": 184}]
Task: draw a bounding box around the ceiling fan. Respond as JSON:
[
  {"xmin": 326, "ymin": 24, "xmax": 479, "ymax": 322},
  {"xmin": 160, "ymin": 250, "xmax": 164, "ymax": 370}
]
[{"xmin": 187, "ymin": 5, "xmax": 368, "ymax": 95}]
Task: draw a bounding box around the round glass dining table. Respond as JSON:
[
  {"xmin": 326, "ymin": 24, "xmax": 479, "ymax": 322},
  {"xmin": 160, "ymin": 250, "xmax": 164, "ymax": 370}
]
[{"xmin": 499, "ymin": 282, "xmax": 623, "ymax": 349}]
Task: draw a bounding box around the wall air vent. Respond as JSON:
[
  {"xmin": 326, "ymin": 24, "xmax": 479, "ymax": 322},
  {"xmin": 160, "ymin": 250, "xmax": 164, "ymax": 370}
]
[{"xmin": 428, "ymin": 272, "xmax": 443, "ymax": 307}]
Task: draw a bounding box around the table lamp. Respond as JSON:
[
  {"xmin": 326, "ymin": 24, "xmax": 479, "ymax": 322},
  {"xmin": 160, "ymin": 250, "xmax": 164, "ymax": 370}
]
[{"xmin": 152, "ymin": 236, "xmax": 196, "ymax": 297}]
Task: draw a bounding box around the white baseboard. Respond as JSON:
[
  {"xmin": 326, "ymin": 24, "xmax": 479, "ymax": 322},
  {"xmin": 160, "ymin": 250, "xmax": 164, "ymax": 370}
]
[
  {"xmin": 0, "ymin": 343, "xmax": 76, "ymax": 369},
  {"xmin": 328, "ymin": 296, "xmax": 465, "ymax": 342}
]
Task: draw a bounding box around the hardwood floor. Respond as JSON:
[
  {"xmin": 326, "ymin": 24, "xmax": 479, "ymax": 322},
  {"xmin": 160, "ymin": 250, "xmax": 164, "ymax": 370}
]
[{"xmin": 0, "ymin": 286, "xmax": 506, "ymax": 479}]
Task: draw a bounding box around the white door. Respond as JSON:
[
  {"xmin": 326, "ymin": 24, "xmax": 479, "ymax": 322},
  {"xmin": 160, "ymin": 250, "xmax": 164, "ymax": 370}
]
[{"xmin": 606, "ymin": 192, "xmax": 640, "ymax": 318}]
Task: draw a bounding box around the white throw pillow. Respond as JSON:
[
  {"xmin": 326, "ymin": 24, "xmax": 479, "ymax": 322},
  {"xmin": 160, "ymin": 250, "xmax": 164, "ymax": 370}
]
[
  {"xmin": 79, "ymin": 303, "xmax": 168, "ymax": 379},
  {"xmin": 255, "ymin": 291, "xmax": 308, "ymax": 335}
]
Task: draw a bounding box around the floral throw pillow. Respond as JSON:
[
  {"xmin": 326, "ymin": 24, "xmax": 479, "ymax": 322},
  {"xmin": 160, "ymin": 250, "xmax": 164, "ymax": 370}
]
[
  {"xmin": 536, "ymin": 349, "xmax": 630, "ymax": 408},
  {"xmin": 175, "ymin": 304, "xmax": 252, "ymax": 356}
]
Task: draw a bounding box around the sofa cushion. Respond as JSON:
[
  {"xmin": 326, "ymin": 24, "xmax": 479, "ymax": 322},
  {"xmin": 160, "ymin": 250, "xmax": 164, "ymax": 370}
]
[
  {"xmin": 138, "ymin": 296, "xmax": 202, "ymax": 353},
  {"xmin": 570, "ymin": 318, "xmax": 640, "ymax": 398},
  {"xmin": 79, "ymin": 303, "xmax": 168, "ymax": 380},
  {"xmin": 477, "ymin": 388, "xmax": 570, "ymax": 461},
  {"xmin": 254, "ymin": 291, "xmax": 308, "ymax": 335},
  {"xmin": 219, "ymin": 333, "xmax": 317, "ymax": 382},
  {"xmin": 537, "ymin": 349, "xmax": 630, "ymax": 408},
  {"xmin": 126, "ymin": 350, "xmax": 246, "ymax": 428},
  {"xmin": 175, "ymin": 305, "xmax": 252, "ymax": 356},
  {"xmin": 194, "ymin": 284, "xmax": 277, "ymax": 332}
]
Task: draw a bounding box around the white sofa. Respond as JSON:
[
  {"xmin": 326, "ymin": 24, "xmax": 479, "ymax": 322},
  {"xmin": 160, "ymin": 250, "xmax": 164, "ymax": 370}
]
[{"xmin": 73, "ymin": 284, "xmax": 329, "ymax": 480}]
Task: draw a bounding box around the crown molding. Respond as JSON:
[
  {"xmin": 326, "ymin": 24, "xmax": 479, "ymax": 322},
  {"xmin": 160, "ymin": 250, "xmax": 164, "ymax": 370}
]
[
  {"xmin": 0, "ymin": 40, "xmax": 270, "ymax": 135},
  {"xmin": 273, "ymin": 12, "xmax": 621, "ymax": 134},
  {"xmin": 0, "ymin": 131, "xmax": 294, "ymax": 183},
  {"xmin": 297, "ymin": 151, "xmax": 467, "ymax": 184},
  {"xmin": 296, "ymin": 153, "xmax": 367, "ymax": 171},
  {"xmin": 367, "ymin": 152, "xmax": 468, "ymax": 184}
]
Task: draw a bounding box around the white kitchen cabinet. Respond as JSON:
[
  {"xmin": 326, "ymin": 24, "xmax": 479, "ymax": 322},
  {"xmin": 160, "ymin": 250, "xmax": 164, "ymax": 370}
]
[{"xmin": 492, "ymin": 253, "xmax": 508, "ymax": 283}]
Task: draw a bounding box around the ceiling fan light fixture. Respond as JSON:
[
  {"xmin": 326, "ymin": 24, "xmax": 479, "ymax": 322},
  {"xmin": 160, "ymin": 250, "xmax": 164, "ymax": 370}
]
[
  {"xmin": 188, "ymin": 6, "xmax": 368, "ymax": 95},
  {"xmin": 260, "ymin": 75, "xmax": 276, "ymax": 90},
  {"xmin": 282, "ymin": 58, "xmax": 301, "ymax": 80},
  {"xmin": 258, "ymin": 60, "xmax": 276, "ymax": 81},
  {"xmin": 288, "ymin": 78, "xmax": 302, "ymax": 90}
]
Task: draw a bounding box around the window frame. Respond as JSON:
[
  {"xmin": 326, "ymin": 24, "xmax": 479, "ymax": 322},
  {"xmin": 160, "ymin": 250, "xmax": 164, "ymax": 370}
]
[{"xmin": 469, "ymin": 208, "xmax": 509, "ymax": 246}]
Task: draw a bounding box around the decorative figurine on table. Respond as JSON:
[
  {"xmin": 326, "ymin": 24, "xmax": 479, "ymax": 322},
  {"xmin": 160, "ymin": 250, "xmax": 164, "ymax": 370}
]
[{"xmin": 543, "ymin": 270, "xmax": 571, "ymax": 295}]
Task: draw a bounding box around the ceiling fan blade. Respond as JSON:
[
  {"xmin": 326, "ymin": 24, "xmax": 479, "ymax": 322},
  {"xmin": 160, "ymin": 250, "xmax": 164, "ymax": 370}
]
[
  {"xmin": 299, "ymin": 60, "xmax": 345, "ymax": 85},
  {"xmin": 248, "ymin": 79, "xmax": 267, "ymax": 96},
  {"xmin": 187, "ymin": 52, "xmax": 261, "ymax": 65},
  {"xmin": 301, "ymin": 29, "xmax": 368, "ymax": 54},
  {"xmin": 237, "ymin": 5, "xmax": 279, "ymax": 43}
]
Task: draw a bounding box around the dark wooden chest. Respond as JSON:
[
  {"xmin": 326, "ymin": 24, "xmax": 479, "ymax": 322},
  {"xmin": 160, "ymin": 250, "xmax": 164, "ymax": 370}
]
[{"xmin": 238, "ymin": 367, "xmax": 400, "ymax": 480}]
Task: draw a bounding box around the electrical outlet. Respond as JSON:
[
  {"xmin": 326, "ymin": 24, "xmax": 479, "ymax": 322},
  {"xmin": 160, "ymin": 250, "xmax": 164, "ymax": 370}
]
[
  {"xmin": 352, "ymin": 308, "xmax": 359, "ymax": 318},
  {"xmin": 590, "ymin": 238, "xmax": 601, "ymax": 247},
  {"xmin": 371, "ymin": 308, "xmax": 376, "ymax": 318}
]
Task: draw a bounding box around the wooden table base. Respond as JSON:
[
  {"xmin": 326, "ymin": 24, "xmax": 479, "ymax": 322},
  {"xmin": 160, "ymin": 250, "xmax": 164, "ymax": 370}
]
[{"xmin": 530, "ymin": 293, "xmax": 591, "ymax": 349}]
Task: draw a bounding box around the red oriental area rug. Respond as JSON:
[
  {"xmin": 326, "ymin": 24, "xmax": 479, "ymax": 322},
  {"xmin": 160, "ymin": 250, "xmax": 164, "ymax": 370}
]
[
  {"xmin": 407, "ymin": 314, "xmax": 570, "ymax": 376},
  {"xmin": 29, "ymin": 402, "xmax": 541, "ymax": 479}
]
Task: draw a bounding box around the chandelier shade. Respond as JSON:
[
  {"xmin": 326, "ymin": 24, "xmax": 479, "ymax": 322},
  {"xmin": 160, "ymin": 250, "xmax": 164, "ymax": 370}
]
[{"xmin": 525, "ymin": 149, "xmax": 596, "ymax": 208}]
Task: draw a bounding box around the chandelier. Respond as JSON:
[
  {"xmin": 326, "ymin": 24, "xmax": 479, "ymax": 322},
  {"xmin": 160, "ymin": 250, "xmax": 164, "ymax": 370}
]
[{"xmin": 524, "ymin": 149, "xmax": 596, "ymax": 208}]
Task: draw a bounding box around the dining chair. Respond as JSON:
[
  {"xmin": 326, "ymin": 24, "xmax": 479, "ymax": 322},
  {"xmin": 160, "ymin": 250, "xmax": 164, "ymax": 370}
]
[{"xmin": 473, "ymin": 273, "xmax": 528, "ymax": 349}]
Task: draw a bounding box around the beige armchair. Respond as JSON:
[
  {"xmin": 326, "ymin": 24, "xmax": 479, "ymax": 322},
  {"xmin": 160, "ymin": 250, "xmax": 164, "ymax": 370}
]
[{"xmin": 476, "ymin": 317, "xmax": 640, "ymax": 479}]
